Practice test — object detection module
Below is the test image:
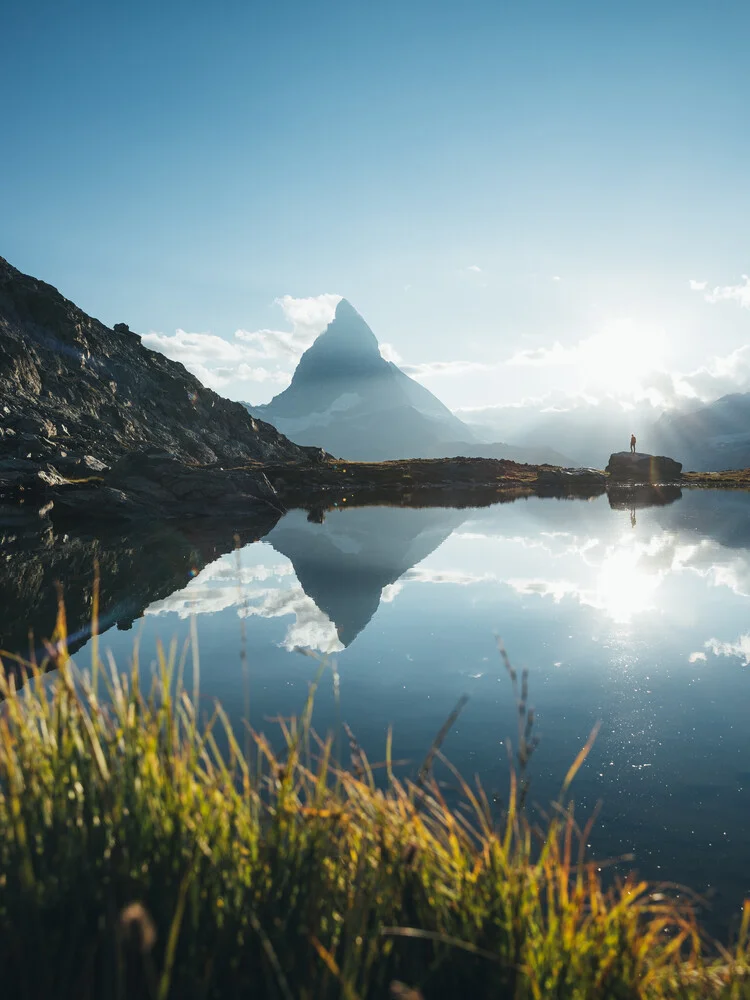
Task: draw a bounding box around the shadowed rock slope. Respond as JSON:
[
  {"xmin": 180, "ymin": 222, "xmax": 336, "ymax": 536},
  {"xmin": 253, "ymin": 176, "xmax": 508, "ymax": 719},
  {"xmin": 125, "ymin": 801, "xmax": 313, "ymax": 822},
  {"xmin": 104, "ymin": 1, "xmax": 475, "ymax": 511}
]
[{"xmin": 0, "ymin": 256, "xmax": 313, "ymax": 477}]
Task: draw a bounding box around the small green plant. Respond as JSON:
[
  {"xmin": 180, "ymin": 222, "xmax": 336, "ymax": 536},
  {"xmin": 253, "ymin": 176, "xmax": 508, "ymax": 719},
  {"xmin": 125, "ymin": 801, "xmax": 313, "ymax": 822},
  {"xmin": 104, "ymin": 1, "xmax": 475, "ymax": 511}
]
[{"xmin": 0, "ymin": 598, "xmax": 749, "ymax": 999}]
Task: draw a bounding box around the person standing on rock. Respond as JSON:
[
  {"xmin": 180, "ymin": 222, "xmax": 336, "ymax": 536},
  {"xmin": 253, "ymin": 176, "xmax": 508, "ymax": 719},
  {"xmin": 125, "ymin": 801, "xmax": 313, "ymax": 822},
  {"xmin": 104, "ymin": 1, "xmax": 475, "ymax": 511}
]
[{"xmin": 630, "ymin": 433, "xmax": 636, "ymax": 454}]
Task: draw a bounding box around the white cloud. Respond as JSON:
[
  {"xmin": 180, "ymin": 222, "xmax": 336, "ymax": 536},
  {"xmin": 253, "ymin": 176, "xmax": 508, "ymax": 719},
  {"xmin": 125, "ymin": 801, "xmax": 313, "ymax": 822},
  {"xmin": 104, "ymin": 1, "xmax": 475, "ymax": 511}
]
[
  {"xmin": 466, "ymin": 264, "xmax": 483, "ymax": 273},
  {"xmin": 240, "ymin": 586, "xmax": 344, "ymax": 653},
  {"xmin": 402, "ymin": 567, "xmax": 495, "ymax": 585},
  {"xmin": 142, "ymin": 293, "xmax": 341, "ymax": 400},
  {"xmin": 380, "ymin": 582, "xmax": 403, "ymax": 602},
  {"xmin": 694, "ymin": 275, "xmax": 750, "ymax": 309},
  {"xmin": 379, "ymin": 342, "xmax": 403, "ymax": 364},
  {"xmin": 141, "ymin": 327, "xmax": 293, "ymax": 393},
  {"xmin": 507, "ymin": 341, "xmax": 576, "ymax": 367},
  {"xmin": 688, "ymin": 651, "xmax": 707, "ymax": 663},
  {"xmin": 236, "ymin": 293, "xmax": 341, "ymax": 360},
  {"xmin": 508, "ymin": 578, "xmax": 582, "ymax": 602},
  {"xmin": 671, "ymin": 344, "xmax": 750, "ymax": 403},
  {"xmin": 705, "ymin": 634, "xmax": 750, "ymax": 666},
  {"xmin": 552, "ymin": 275, "xmax": 562, "ymax": 282},
  {"xmin": 400, "ymin": 360, "xmax": 497, "ymax": 378},
  {"xmin": 145, "ymin": 550, "xmax": 343, "ymax": 653},
  {"xmin": 143, "ymin": 330, "xmax": 245, "ymax": 366},
  {"xmin": 502, "ymin": 317, "xmax": 750, "ymax": 410}
]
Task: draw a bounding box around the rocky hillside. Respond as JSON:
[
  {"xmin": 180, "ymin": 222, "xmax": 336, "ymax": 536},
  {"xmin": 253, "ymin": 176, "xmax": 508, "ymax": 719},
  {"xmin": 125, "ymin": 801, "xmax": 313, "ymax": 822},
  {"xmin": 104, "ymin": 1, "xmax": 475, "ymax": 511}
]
[{"xmin": 0, "ymin": 256, "xmax": 314, "ymax": 477}]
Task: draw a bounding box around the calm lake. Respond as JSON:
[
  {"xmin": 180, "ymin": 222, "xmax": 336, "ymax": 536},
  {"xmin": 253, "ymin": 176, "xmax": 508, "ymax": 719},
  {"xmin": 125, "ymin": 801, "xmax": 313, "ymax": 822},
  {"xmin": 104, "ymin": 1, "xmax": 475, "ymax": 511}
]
[{"xmin": 3, "ymin": 487, "xmax": 749, "ymax": 934}]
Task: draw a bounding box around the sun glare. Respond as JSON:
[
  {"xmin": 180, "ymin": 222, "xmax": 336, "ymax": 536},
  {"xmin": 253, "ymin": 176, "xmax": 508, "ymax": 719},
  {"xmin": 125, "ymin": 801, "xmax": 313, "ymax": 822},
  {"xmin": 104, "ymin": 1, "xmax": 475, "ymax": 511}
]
[
  {"xmin": 579, "ymin": 324, "xmax": 667, "ymax": 397},
  {"xmin": 593, "ymin": 536, "xmax": 662, "ymax": 623}
]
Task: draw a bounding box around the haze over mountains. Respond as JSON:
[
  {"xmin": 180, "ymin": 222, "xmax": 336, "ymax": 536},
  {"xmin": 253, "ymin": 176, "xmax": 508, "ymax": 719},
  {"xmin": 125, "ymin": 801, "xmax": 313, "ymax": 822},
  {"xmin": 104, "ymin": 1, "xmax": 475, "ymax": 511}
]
[
  {"xmin": 245, "ymin": 300, "xmax": 573, "ymax": 465},
  {"xmin": 652, "ymin": 394, "xmax": 750, "ymax": 472},
  {"xmin": 459, "ymin": 393, "xmax": 750, "ymax": 472}
]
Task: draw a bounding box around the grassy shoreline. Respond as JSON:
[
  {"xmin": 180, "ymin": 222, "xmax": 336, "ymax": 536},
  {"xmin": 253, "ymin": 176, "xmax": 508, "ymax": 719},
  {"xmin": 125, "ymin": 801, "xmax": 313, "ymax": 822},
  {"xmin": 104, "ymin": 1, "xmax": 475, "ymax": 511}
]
[{"xmin": 1, "ymin": 611, "xmax": 749, "ymax": 998}]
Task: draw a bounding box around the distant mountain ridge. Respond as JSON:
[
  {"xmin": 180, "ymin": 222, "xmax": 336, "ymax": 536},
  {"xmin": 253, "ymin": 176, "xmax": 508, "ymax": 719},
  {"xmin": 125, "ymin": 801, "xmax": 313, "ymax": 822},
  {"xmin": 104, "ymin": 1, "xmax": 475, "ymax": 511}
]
[
  {"xmin": 653, "ymin": 392, "xmax": 750, "ymax": 471},
  {"xmin": 247, "ymin": 299, "xmax": 572, "ymax": 464}
]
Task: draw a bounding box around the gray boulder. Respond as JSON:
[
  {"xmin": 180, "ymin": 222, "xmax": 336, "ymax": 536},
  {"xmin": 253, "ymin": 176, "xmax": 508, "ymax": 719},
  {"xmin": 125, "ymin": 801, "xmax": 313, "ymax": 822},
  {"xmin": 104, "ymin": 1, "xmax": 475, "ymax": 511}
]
[{"xmin": 606, "ymin": 451, "xmax": 682, "ymax": 482}]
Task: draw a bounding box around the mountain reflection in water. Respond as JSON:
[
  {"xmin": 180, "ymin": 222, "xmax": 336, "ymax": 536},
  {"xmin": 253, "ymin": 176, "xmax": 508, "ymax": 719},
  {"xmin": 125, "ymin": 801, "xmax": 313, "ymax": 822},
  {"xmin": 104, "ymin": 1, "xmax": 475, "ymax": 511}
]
[{"xmin": 2, "ymin": 487, "xmax": 750, "ymax": 936}]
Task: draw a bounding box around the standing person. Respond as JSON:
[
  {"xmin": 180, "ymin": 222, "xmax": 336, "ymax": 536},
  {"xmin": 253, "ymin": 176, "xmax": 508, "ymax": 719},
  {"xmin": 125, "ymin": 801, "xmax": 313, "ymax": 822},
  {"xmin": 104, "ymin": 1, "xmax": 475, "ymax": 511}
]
[{"xmin": 630, "ymin": 433, "xmax": 637, "ymax": 454}]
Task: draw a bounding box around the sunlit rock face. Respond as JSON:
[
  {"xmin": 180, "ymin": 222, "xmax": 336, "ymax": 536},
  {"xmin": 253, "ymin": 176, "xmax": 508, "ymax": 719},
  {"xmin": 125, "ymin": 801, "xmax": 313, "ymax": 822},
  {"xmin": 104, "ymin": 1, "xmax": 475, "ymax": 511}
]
[
  {"xmin": 247, "ymin": 299, "xmax": 472, "ymax": 460},
  {"xmin": 0, "ymin": 255, "xmax": 309, "ymax": 478},
  {"xmin": 606, "ymin": 452, "xmax": 682, "ymax": 483}
]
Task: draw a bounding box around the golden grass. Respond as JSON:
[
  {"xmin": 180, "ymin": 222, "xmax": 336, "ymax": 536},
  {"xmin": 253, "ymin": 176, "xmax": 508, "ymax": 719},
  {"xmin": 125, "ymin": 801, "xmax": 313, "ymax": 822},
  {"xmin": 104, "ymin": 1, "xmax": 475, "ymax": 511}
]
[{"xmin": 0, "ymin": 601, "xmax": 749, "ymax": 999}]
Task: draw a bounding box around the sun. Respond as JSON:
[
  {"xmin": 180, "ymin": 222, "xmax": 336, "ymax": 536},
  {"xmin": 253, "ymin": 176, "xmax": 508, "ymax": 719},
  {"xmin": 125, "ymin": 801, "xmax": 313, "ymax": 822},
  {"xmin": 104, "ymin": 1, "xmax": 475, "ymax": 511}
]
[{"xmin": 578, "ymin": 322, "xmax": 667, "ymax": 398}]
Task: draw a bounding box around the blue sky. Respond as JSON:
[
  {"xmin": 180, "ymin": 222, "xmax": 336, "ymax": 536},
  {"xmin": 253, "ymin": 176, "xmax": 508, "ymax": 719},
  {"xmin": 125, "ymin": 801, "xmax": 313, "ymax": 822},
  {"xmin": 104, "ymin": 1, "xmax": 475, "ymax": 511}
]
[{"xmin": 3, "ymin": 0, "xmax": 750, "ymax": 413}]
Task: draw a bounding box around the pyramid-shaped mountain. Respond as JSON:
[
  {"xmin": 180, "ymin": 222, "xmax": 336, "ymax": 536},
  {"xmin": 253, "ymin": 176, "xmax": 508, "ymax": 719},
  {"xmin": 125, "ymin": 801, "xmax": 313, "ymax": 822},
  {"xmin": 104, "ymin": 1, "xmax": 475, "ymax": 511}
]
[
  {"xmin": 248, "ymin": 299, "xmax": 572, "ymax": 464},
  {"xmin": 265, "ymin": 505, "xmax": 466, "ymax": 646},
  {"xmin": 248, "ymin": 299, "xmax": 470, "ymax": 460}
]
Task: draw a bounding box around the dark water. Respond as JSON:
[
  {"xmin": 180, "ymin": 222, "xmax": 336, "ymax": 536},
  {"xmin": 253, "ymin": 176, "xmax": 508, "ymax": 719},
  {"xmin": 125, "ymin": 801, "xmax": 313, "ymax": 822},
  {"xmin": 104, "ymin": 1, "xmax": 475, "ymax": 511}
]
[{"xmin": 3, "ymin": 489, "xmax": 750, "ymax": 934}]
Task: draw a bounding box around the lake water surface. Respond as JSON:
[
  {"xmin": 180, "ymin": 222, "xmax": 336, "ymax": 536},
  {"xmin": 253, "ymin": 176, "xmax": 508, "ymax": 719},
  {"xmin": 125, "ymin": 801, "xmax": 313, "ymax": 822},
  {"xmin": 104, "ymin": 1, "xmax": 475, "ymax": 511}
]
[{"xmin": 4, "ymin": 488, "xmax": 750, "ymax": 933}]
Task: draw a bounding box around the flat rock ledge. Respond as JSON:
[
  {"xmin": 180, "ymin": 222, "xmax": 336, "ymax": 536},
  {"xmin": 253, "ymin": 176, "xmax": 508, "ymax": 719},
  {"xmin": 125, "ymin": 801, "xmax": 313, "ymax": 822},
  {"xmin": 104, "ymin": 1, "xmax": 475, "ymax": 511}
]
[{"xmin": 606, "ymin": 452, "xmax": 682, "ymax": 483}]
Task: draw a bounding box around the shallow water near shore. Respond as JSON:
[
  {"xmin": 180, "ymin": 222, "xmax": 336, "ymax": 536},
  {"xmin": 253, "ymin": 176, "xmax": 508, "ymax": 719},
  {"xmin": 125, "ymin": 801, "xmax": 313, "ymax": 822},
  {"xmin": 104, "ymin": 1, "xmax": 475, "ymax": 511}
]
[{"xmin": 3, "ymin": 488, "xmax": 750, "ymax": 936}]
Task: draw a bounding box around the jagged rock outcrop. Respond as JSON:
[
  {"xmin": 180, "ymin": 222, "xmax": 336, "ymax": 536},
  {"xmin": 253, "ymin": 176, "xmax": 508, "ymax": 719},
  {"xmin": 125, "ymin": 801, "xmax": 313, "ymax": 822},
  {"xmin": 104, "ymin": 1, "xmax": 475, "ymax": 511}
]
[
  {"xmin": 0, "ymin": 256, "xmax": 318, "ymax": 486},
  {"xmin": 605, "ymin": 451, "xmax": 682, "ymax": 483}
]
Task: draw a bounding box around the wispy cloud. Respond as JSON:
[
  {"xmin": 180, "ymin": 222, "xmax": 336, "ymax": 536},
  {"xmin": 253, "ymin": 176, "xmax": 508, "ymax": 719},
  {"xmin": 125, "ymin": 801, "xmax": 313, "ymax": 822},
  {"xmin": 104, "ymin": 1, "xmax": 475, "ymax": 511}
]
[
  {"xmin": 705, "ymin": 633, "xmax": 750, "ymax": 666},
  {"xmin": 465, "ymin": 264, "xmax": 483, "ymax": 273},
  {"xmin": 691, "ymin": 274, "xmax": 750, "ymax": 309},
  {"xmin": 379, "ymin": 342, "xmax": 402, "ymax": 364},
  {"xmin": 400, "ymin": 359, "xmax": 497, "ymax": 378},
  {"xmin": 141, "ymin": 329, "xmax": 291, "ymax": 392},
  {"xmin": 507, "ymin": 341, "xmax": 576, "ymax": 367},
  {"xmin": 145, "ymin": 552, "xmax": 343, "ymax": 652},
  {"xmin": 142, "ymin": 293, "xmax": 340, "ymax": 398},
  {"xmin": 236, "ymin": 293, "xmax": 341, "ymax": 359}
]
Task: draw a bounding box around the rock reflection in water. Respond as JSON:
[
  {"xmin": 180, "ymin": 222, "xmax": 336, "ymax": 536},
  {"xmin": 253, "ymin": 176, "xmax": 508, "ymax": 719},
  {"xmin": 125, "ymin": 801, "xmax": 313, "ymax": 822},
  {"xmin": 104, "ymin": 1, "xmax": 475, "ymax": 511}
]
[{"xmin": 0, "ymin": 504, "xmax": 281, "ymax": 672}]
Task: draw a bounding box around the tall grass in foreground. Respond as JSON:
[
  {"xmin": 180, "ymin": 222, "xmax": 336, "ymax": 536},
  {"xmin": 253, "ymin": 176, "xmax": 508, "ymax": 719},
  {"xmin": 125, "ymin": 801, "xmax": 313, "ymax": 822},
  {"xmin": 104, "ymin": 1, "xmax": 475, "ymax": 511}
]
[{"xmin": 0, "ymin": 604, "xmax": 749, "ymax": 999}]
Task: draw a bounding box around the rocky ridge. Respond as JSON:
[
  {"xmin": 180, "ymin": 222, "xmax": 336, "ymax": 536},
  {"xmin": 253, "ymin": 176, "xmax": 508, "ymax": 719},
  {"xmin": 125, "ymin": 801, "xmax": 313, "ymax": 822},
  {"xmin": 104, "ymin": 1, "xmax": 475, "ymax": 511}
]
[{"xmin": 0, "ymin": 256, "xmax": 321, "ymax": 490}]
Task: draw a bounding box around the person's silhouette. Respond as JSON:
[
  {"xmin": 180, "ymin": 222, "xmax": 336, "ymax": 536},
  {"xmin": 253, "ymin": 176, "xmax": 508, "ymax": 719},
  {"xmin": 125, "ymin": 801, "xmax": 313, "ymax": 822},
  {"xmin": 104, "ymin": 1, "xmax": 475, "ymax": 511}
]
[{"xmin": 630, "ymin": 433, "xmax": 636, "ymax": 454}]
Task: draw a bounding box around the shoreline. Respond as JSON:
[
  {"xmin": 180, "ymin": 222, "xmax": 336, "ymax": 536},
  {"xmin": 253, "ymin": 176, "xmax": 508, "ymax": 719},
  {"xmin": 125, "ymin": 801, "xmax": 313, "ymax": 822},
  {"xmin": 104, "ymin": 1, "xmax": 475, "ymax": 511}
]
[{"xmin": 2, "ymin": 453, "xmax": 750, "ymax": 522}]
